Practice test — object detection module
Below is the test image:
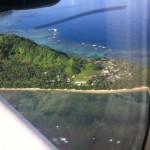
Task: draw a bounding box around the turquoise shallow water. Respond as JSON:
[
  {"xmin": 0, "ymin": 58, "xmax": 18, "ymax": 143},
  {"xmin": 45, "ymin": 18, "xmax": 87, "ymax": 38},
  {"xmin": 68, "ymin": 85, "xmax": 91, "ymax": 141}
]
[{"xmin": 0, "ymin": 0, "xmax": 149, "ymax": 64}]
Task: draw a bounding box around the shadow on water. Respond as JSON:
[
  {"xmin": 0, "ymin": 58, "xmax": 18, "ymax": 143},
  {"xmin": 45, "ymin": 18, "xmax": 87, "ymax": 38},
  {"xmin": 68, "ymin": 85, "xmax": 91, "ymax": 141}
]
[
  {"xmin": 35, "ymin": 6, "xmax": 127, "ymax": 28},
  {"xmin": 0, "ymin": 89, "xmax": 149, "ymax": 150}
]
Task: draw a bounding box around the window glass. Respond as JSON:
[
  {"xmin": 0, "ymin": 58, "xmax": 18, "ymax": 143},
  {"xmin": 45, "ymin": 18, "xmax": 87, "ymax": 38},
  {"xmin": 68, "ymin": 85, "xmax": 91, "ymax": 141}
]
[{"xmin": 0, "ymin": 0, "xmax": 149, "ymax": 150}]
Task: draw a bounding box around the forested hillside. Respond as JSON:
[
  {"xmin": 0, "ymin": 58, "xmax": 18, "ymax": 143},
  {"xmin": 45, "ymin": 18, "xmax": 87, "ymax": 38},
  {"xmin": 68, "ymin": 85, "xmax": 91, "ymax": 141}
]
[{"xmin": 0, "ymin": 34, "xmax": 147, "ymax": 89}]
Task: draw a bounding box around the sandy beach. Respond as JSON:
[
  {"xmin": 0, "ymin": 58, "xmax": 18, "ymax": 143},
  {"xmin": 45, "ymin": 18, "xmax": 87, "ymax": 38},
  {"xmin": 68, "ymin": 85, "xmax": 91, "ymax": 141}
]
[{"xmin": 0, "ymin": 87, "xmax": 149, "ymax": 94}]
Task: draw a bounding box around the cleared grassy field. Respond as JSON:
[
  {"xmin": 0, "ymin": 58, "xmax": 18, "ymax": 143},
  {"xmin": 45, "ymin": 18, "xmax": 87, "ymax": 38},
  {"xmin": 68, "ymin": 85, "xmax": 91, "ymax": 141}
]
[{"xmin": 74, "ymin": 69, "xmax": 101, "ymax": 82}]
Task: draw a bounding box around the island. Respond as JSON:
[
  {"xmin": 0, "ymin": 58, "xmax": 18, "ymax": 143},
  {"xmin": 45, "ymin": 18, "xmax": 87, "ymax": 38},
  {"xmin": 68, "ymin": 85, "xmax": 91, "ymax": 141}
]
[
  {"xmin": 0, "ymin": 34, "xmax": 149, "ymax": 150},
  {"xmin": 0, "ymin": 34, "xmax": 148, "ymax": 90}
]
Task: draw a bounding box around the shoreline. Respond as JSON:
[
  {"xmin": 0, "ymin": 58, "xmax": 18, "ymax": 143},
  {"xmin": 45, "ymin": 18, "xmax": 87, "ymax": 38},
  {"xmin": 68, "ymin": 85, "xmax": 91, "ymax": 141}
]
[{"xmin": 0, "ymin": 87, "xmax": 149, "ymax": 94}]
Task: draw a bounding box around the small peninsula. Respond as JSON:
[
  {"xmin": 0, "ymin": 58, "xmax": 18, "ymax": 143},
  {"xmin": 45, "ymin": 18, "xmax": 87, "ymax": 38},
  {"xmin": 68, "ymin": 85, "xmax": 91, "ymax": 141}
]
[{"xmin": 0, "ymin": 34, "xmax": 147, "ymax": 90}]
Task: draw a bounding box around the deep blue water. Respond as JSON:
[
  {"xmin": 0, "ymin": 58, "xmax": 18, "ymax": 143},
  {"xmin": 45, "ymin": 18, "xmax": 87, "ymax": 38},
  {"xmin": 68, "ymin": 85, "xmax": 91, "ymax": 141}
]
[{"xmin": 0, "ymin": 0, "xmax": 149, "ymax": 63}]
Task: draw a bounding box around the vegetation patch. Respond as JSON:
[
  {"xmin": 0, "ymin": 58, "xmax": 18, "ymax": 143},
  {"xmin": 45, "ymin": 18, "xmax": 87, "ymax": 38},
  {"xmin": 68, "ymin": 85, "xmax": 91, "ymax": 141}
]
[{"xmin": 0, "ymin": 34, "xmax": 147, "ymax": 89}]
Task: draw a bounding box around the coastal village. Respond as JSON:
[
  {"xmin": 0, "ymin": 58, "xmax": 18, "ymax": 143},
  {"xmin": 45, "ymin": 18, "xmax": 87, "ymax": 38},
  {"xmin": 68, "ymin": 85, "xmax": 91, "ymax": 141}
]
[
  {"xmin": 44, "ymin": 58, "xmax": 133, "ymax": 87},
  {"xmin": 89, "ymin": 59, "xmax": 133, "ymax": 85}
]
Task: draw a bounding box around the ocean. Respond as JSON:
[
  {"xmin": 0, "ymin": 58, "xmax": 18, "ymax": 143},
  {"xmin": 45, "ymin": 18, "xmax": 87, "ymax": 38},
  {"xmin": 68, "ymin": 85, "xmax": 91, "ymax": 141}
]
[{"xmin": 0, "ymin": 0, "xmax": 149, "ymax": 63}]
